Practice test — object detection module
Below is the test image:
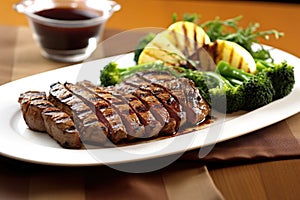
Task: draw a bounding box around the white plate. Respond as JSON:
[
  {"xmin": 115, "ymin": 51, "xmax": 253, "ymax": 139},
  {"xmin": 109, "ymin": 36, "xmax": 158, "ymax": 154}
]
[{"xmin": 0, "ymin": 47, "xmax": 299, "ymax": 167}]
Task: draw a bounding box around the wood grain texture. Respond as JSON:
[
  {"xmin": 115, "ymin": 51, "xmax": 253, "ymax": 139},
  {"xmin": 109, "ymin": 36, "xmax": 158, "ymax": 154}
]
[
  {"xmin": 209, "ymin": 159, "xmax": 300, "ymax": 200},
  {"xmin": 0, "ymin": 26, "xmax": 17, "ymax": 85}
]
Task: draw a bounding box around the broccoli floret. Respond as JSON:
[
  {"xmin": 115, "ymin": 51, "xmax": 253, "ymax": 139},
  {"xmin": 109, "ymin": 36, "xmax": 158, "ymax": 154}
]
[
  {"xmin": 256, "ymin": 60, "xmax": 295, "ymax": 100},
  {"xmin": 208, "ymin": 74, "xmax": 245, "ymax": 113},
  {"xmin": 133, "ymin": 33, "xmax": 156, "ymax": 63},
  {"xmin": 100, "ymin": 61, "xmax": 171, "ymax": 87},
  {"xmin": 217, "ymin": 61, "xmax": 275, "ymax": 111}
]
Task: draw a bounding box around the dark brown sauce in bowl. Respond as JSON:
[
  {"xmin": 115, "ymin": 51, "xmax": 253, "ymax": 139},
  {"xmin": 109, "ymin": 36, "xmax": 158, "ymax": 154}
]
[
  {"xmin": 14, "ymin": 0, "xmax": 121, "ymax": 62},
  {"xmin": 32, "ymin": 8, "xmax": 104, "ymax": 51}
]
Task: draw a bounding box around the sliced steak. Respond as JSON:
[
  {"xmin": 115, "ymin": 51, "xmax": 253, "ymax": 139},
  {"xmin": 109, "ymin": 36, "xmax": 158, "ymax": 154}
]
[
  {"xmin": 48, "ymin": 82, "xmax": 109, "ymax": 145},
  {"xmin": 64, "ymin": 82, "xmax": 129, "ymax": 143},
  {"xmin": 92, "ymin": 82, "xmax": 163, "ymax": 138},
  {"xmin": 18, "ymin": 91, "xmax": 52, "ymax": 132},
  {"xmin": 116, "ymin": 82, "xmax": 177, "ymax": 135},
  {"xmin": 136, "ymin": 71, "xmax": 210, "ymax": 124},
  {"xmin": 42, "ymin": 107, "xmax": 82, "ymax": 149},
  {"xmin": 76, "ymin": 81, "xmax": 146, "ymax": 140},
  {"xmin": 18, "ymin": 91, "xmax": 82, "ymax": 149},
  {"xmin": 124, "ymin": 75, "xmax": 186, "ymax": 131},
  {"xmin": 117, "ymin": 91, "xmax": 162, "ymax": 138}
]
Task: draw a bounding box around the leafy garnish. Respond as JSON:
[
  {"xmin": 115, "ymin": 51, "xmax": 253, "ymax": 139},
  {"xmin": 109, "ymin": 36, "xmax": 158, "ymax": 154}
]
[{"xmin": 172, "ymin": 13, "xmax": 284, "ymax": 61}]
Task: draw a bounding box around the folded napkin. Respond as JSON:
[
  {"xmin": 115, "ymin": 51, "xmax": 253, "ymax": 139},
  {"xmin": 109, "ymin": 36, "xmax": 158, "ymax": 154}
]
[{"xmin": 182, "ymin": 114, "xmax": 300, "ymax": 165}]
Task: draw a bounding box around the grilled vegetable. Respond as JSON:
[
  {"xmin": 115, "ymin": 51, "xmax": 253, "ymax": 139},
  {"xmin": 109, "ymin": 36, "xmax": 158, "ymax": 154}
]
[
  {"xmin": 256, "ymin": 60, "xmax": 295, "ymax": 100},
  {"xmin": 167, "ymin": 21, "xmax": 211, "ymax": 54},
  {"xmin": 204, "ymin": 39, "xmax": 257, "ymax": 74},
  {"xmin": 137, "ymin": 21, "xmax": 210, "ymax": 67},
  {"xmin": 137, "ymin": 30, "xmax": 186, "ymax": 67},
  {"xmin": 208, "ymin": 73, "xmax": 245, "ymax": 113},
  {"xmin": 217, "ymin": 61, "xmax": 275, "ymax": 111},
  {"xmin": 134, "ymin": 33, "xmax": 156, "ymax": 63},
  {"xmin": 180, "ymin": 14, "xmax": 284, "ymax": 61}
]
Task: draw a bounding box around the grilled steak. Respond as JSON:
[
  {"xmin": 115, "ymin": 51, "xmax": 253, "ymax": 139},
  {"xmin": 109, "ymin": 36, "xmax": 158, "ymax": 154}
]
[
  {"xmin": 84, "ymin": 81, "xmax": 163, "ymax": 138},
  {"xmin": 42, "ymin": 107, "xmax": 82, "ymax": 149},
  {"xmin": 18, "ymin": 91, "xmax": 82, "ymax": 149},
  {"xmin": 64, "ymin": 82, "xmax": 129, "ymax": 143},
  {"xmin": 120, "ymin": 92, "xmax": 163, "ymax": 138},
  {"xmin": 48, "ymin": 82, "xmax": 109, "ymax": 145},
  {"xmin": 76, "ymin": 81, "xmax": 146, "ymax": 140},
  {"xmin": 18, "ymin": 69, "xmax": 211, "ymax": 149},
  {"xmin": 116, "ymin": 82, "xmax": 177, "ymax": 135},
  {"xmin": 134, "ymin": 71, "xmax": 210, "ymax": 124},
  {"xmin": 18, "ymin": 91, "xmax": 52, "ymax": 132},
  {"xmin": 123, "ymin": 74, "xmax": 186, "ymax": 131}
]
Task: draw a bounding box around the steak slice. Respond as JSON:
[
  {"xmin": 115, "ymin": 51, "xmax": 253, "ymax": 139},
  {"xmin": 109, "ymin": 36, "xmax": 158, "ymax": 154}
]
[
  {"xmin": 18, "ymin": 91, "xmax": 82, "ymax": 149},
  {"xmin": 136, "ymin": 71, "xmax": 210, "ymax": 124},
  {"xmin": 64, "ymin": 82, "xmax": 129, "ymax": 143},
  {"xmin": 116, "ymin": 83, "xmax": 177, "ymax": 135},
  {"xmin": 42, "ymin": 107, "xmax": 82, "ymax": 149},
  {"xmin": 48, "ymin": 82, "xmax": 109, "ymax": 146},
  {"xmin": 120, "ymin": 92, "xmax": 162, "ymax": 138},
  {"xmin": 124, "ymin": 75, "xmax": 186, "ymax": 131},
  {"xmin": 18, "ymin": 91, "xmax": 52, "ymax": 132},
  {"xmin": 76, "ymin": 81, "xmax": 146, "ymax": 140},
  {"xmin": 91, "ymin": 82, "xmax": 163, "ymax": 138}
]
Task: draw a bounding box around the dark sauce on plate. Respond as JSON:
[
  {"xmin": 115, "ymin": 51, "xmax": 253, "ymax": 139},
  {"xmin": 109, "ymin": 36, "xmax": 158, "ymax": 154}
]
[
  {"xmin": 85, "ymin": 116, "xmax": 214, "ymax": 149},
  {"xmin": 33, "ymin": 8, "xmax": 103, "ymax": 50}
]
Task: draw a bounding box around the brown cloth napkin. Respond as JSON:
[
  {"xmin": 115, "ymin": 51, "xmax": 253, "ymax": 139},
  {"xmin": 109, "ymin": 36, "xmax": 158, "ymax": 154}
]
[{"xmin": 182, "ymin": 114, "xmax": 300, "ymax": 165}]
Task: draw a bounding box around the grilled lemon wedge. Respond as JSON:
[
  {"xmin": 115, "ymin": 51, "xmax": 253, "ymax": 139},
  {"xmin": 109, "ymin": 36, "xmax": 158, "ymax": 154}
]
[
  {"xmin": 138, "ymin": 21, "xmax": 210, "ymax": 66},
  {"xmin": 204, "ymin": 39, "xmax": 256, "ymax": 74},
  {"xmin": 138, "ymin": 21, "xmax": 256, "ymax": 74}
]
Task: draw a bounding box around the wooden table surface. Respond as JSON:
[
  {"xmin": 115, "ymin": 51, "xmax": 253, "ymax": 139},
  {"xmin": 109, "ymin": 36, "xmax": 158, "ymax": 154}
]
[{"xmin": 1, "ymin": 1, "xmax": 300, "ymax": 199}]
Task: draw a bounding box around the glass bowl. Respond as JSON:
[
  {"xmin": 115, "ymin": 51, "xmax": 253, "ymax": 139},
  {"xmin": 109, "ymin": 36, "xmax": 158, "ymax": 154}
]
[{"xmin": 14, "ymin": 0, "xmax": 121, "ymax": 62}]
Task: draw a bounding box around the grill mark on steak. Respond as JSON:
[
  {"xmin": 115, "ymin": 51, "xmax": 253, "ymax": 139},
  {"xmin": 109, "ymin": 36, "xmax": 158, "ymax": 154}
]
[
  {"xmin": 124, "ymin": 74, "xmax": 186, "ymax": 131},
  {"xmin": 76, "ymin": 81, "xmax": 146, "ymax": 140},
  {"xmin": 18, "ymin": 91, "xmax": 82, "ymax": 149},
  {"xmin": 92, "ymin": 82, "xmax": 163, "ymax": 138},
  {"xmin": 136, "ymin": 71, "xmax": 210, "ymax": 124},
  {"xmin": 115, "ymin": 90, "xmax": 162, "ymax": 138},
  {"xmin": 42, "ymin": 107, "xmax": 82, "ymax": 149},
  {"xmin": 18, "ymin": 91, "xmax": 52, "ymax": 132},
  {"xmin": 64, "ymin": 82, "xmax": 128, "ymax": 143},
  {"xmin": 48, "ymin": 82, "xmax": 109, "ymax": 145},
  {"xmin": 116, "ymin": 82, "xmax": 177, "ymax": 135}
]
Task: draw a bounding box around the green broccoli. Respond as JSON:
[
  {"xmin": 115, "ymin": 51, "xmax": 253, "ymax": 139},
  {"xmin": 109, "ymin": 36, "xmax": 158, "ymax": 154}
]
[
  {"xmin": 100, "ymin": 61, "xmax": 174, "ymax": 87},
  {"xmin": 177, "ymin": 67, "xmax": 244, "ymax": 113},
  {"xmin": 133, "ymin": 33, "xmax": 156, "ymax": 63},
  {"xmin": 208, "ymin": 73, "xmax": 245, "ymax": 113},
  {"xmin": 256, "ymin": 60, "xmax": 295, "ymax": 100},
  {"xmin": 217, "ymin": 61, "xmax": 275, "ymax": 111}
]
